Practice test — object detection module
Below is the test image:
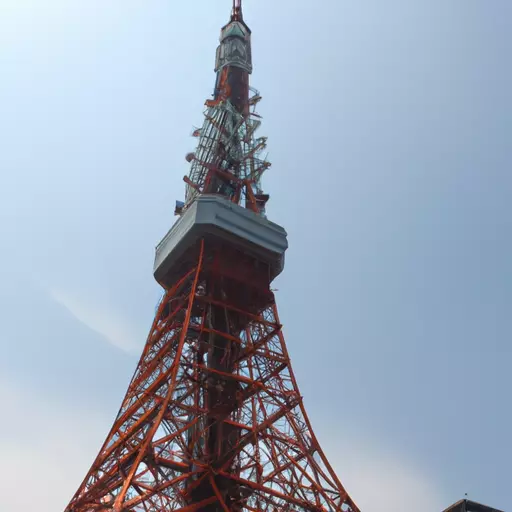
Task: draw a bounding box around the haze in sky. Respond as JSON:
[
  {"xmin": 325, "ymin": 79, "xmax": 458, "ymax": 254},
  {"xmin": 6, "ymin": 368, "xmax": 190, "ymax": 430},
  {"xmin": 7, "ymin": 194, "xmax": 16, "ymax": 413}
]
[{"xmin": 0, "ymin": 1, "xmax": 510, "ymax": 511}]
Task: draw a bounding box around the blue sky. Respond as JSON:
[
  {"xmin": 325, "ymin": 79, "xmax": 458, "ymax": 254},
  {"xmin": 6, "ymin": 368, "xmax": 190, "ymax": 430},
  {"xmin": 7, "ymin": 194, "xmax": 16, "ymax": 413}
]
[{"xmin": 0, "ymin": 1, "xmax": 510, "ymax": 510}]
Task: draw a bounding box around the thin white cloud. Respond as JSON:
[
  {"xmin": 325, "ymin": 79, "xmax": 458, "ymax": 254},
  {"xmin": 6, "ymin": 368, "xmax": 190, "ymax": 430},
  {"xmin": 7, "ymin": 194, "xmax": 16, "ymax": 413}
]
[
  {"xmin": 49, "ymin": 287, "xmax": 140, "ymax": 352},
  {"xmin": 321, "ymin": 431, "xmax": 446, "ymax": 512},
  {"xmin": 340, "ymin": 453, "xmax": 443, "ymax": 512},
  {"xmin": 0, "ymin": 379, "xmax": 109, "ymax": 512}
]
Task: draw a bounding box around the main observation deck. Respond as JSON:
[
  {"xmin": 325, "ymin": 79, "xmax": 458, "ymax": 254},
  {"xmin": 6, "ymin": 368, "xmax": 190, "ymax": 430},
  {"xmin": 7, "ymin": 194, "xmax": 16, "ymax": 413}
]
[{"xmin": 154, "ymin": 195, "xmax": 288, "ymax": 289}]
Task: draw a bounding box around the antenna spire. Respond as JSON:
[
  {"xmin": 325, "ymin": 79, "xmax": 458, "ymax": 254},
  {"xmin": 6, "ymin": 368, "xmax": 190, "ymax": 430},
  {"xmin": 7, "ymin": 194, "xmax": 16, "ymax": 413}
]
[{"xmin": 232, "ymin": 0, "xmax": 243, "ymax": 20}]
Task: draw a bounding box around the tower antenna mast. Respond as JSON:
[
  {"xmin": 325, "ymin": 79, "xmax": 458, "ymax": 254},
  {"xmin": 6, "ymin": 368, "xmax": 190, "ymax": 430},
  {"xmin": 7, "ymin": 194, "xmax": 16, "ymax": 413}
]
[{"xmin": 232, "ymin": 0, "xmax": 243, "ymax": 20}]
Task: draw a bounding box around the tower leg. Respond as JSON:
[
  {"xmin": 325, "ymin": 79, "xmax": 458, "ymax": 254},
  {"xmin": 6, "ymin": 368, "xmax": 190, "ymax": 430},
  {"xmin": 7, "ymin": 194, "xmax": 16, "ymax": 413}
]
[{"xmin": 66, "ymin": 239, "xmax": 358, "ymax": 512}]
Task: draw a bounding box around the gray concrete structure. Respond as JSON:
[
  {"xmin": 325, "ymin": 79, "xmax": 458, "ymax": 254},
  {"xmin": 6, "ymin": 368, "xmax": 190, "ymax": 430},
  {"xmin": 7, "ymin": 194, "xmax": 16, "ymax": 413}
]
[{"xmin": 154, "ymin": 195, "xmax": 288, "ymax": 288}]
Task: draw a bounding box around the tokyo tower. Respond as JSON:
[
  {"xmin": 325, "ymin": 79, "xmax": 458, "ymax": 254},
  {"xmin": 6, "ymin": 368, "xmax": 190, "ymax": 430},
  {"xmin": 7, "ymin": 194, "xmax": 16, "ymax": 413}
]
[{"xmin": 66, "ymin": 1, "xmax": 359, "ymax": 511}]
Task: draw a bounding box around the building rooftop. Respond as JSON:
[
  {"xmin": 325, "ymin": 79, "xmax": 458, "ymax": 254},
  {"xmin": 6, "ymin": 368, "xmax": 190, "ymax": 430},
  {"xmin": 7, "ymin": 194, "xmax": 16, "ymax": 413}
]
[{"xmin": 443, "ymin": 499, "xmax": 504, "ymax": 512}]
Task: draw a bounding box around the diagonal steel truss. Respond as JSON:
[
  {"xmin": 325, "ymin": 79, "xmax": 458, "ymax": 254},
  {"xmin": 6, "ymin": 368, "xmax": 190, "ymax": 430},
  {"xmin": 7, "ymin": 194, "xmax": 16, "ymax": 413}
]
[{"xmin": 66, "ymin": 240, "xmax": 359, "ymax": 512}]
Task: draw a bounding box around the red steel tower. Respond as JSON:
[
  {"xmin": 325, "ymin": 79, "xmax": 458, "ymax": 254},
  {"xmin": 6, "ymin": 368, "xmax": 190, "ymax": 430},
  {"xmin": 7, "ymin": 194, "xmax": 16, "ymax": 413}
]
[{"xmin": 66, "ymin": 2, "xmax": 359, "ymax": 511}]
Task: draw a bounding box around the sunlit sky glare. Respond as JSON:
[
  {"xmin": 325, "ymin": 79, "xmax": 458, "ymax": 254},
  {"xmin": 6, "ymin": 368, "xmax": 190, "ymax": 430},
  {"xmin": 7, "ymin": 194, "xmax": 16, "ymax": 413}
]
[{"xmin": 0, "ymin": 1, "xmax": 511, "ymax": 511}]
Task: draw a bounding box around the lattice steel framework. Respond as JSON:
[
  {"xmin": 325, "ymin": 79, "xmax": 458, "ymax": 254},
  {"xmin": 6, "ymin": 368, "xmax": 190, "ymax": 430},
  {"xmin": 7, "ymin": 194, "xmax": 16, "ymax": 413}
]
[
  {"xmin": 185, "ymin": 88, "xmax": 268, "ymax": 209},
  {"xmin": 66, "ymin": 241, "xmax": 358, "ymax": 511}
]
